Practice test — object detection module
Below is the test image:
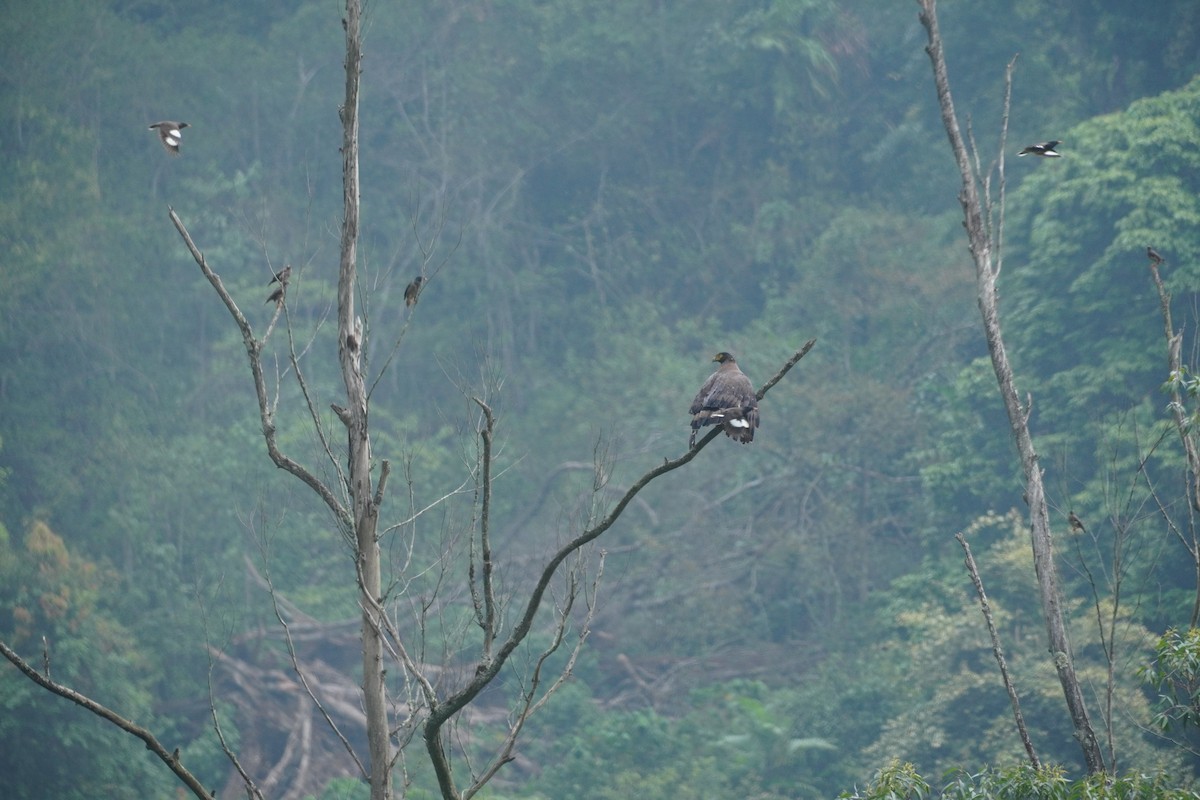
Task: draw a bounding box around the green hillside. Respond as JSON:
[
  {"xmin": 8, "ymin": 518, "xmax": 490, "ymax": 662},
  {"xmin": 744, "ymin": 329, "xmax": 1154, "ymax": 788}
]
[{"xmin": 2, "ymin": 1, "xmax": 1200, "ymax": 797}]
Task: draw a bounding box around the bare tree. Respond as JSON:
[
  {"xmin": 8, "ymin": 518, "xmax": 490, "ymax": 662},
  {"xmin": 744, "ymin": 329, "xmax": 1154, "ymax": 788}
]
[
  {"xmin": 1145, "ymin": 255, "xmax": 1200, "ymax": 628},
  {"xmin": 916, "ymin": 0, "xmax": 1104, "ymax": 774},
  {"xmin": 1, "ymin": 2, "xmax": 814, "ymax": 796}
]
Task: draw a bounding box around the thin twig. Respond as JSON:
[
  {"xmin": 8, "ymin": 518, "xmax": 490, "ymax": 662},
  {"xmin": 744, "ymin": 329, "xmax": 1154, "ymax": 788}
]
[{"xmin": 955, "ymin": 533, "xmax": 1040, "ymax": 769}]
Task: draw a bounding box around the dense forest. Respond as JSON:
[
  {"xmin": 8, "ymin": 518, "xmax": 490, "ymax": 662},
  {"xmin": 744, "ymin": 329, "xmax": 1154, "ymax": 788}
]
[{"xmin": 3, "ymin": 0, "xmax": 1200, "ymax": 798}]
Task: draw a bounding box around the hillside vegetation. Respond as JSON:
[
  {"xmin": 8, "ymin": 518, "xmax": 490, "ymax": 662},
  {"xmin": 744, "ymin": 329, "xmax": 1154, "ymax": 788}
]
[{"xmin": 2, "ymin": 1, "xmax": 1200, "ymax": 798}]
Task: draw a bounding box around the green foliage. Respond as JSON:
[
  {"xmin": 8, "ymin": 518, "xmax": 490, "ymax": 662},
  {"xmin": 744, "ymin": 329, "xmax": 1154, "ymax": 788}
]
[
  {"xmin": 925, "ymin": 76, "xmax": 1200, "ymax": 563},
  {"xmin": 839, "ymin": 759, "xmax": 930, "ymax": 800},
  {"xmin": 523, "ymin": 679, "xmax": 840, "ymax": 800},
  {"xmin": 844, "ymin": 512, "xmax": 1194, "ymax": 782},
  {"xmin": 1004, "ymin": 76, "xmax": 1200, "ymax": 398},
  {"xmin": 0, "ymin": 521, "xmax": 177, "ymax": 799},
  {"xmin": 1141, "ymin": 627, "xmax": 1200, "ymax": 732},
  {"xmin": 843, "ymin": 761, "xmax": 1199, "ymax": 800},
  {"xmin": 2, "ymin": 0, "xmax": 1200, "ymax": 797}
]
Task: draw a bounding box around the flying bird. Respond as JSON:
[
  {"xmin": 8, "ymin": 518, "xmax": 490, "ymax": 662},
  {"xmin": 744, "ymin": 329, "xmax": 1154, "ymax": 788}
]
[
  {"xmin": 689, "ymin": 352, "xmax": 759, "ymax": 446},
  {"xmin": 268, "ymin": 265, "xmax": 293, "ymax": 286},
  {"xmin": 1018, "ymin": 140, "xmax": 1061, "ymax": 157},
  {"xmin": 1147, "ymin": 246, "xmax": 1164, "ymax": 265},
  {"xmin": 148, "ymin": 121, "xmax": 190, "ymax": 155},
  {"xmin": 1068, "ymin": 511, "xmax": 1087, "ymax": 533},
  {"xmin": 404, "ymin": 276, "xmax": 424, "ymax": 307}
]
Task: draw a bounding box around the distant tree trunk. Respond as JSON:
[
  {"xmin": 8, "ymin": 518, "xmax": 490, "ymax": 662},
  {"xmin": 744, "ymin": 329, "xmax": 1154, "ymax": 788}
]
[
  {"xmin": 916, "ymin": 0, "xmax": 1105, "ymax": 775},
  {"xmin": 336, "ymin": 2, "xmax": 392, "ymax": 798},
  {"xmin": 1146, "ymin": 259, "xmax": 1200, "ymax": 629}
]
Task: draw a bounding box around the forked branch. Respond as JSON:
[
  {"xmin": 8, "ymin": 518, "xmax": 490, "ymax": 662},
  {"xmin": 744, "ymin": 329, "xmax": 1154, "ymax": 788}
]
[
  {"xmin": 422, "ymin": 339, "xmax": 816, "ymax": 798},
  {"xmin": 167, "ymin": 207, "xmax": 350, "ymax": 528}
]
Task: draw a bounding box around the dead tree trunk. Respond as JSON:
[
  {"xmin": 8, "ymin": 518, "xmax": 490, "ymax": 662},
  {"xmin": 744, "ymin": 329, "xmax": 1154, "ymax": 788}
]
[
  {"xmin": 916, "ymin": 0, "xmax": 1105, "ymax": 775},
  {"xmin": 335, "ymin": 2, "xmax": 392, "ymax": 799},
  {"xmin": 1146, "ymin": 257, "xmax": 1200, "ymax": 628}
]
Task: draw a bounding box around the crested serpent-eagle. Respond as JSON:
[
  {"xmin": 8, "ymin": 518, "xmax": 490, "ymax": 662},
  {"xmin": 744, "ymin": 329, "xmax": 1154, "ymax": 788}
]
[{"xmin": 689, "ymin": 351, "xmax": 759, "ymax": 446}]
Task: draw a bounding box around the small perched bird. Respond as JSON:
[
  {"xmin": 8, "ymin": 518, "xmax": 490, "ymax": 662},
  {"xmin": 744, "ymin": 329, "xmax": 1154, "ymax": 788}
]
[
  {"xmin": 148, "ymin": 121, "xmax": 190, "ymax": 155},
  {"xmin": 1068, "ymin": 511, "xmax": 1087, "ymax": 533},
  {"xmin": 404, "ymin": 276, "xmax": 424, "ymax": 307},
  {"xmin": 268, "ymin": 265, "xmax": 293, "ymax": 286},
  {"xmin": 1147, "ymin": 246, "xmax": 1164, "ymax": 266},
  {"xmin": 689, "ymin": 352, "xmax": 759, "ymax": 446},
  {"xmin": 266, "ymin": 285, "xmax": 285, "ymax": 305},
  {"xmin": 1018, "ymin": 140, "xmax": 1061, "ymax": 157}
]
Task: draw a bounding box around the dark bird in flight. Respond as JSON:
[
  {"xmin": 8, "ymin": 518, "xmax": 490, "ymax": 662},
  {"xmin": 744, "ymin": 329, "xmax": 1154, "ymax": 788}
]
[
  {"xmin": 268, "ymin": 265, "xmax": 293, "ymax": 286},
  {"xmin": 1018, "ymin": 140, "xmax": 1061, "ymax": 157},
  {"xmin": 404, "ymin": 276, "xmax": 424, "ymax": 307},
  {"xmin": 1147, "ymin": 246, "xmax": 1164, "ymax": 265},
  {"xmin": 1068, "ymin": 511, "xmax": 1087, "ymax": 533},
  {"xmin": 148, "ymin": 121, "xmax": 190, "ymax": 155},
  {"xmin": 689, "ymin": 352, "xmax": 759, "ymax": 446}
]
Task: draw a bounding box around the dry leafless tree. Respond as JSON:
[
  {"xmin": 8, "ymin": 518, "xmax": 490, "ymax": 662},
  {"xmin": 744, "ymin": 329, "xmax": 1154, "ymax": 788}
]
[{"xmin": 916, "ymin": 0, "xmax": 1105, "ymax": 775}]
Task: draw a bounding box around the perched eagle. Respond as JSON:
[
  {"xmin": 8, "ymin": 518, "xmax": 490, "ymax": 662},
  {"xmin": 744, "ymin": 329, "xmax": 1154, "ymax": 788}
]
[
  {"xmin": 689, "ymin": 352, "xmax": 759, "ymax": 446},
  {"xmin": 1017, "ymin": 140, "xmax": 1061, "ymax": 157},
  {"xmin": 404, "ymin": 276, "xmax": 424, "ymax": 307},
  {"xmin": 148, "ymin": 121, "xmax": 190, "ymax": 155},
  {"xmin": 1147, "ymin": 246, "xmax": 1164, "ymax": 265}
]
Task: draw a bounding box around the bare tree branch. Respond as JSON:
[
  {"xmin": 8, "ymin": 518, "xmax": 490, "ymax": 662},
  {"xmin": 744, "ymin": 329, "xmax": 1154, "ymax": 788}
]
[
  {"xmin": 469, "ymin": 398, "xmax": 499, "ymax": 661},
  {"xmin": 464, "ymin": 550, "xmax": 605, "ymax": 800},
  {"xmin": 167, "ymin": 207, "xmax": 350, "ymax": 529},
  {"xmin": 0, "ymin": 642, "xmax": 216, "ymax": 800},
  {"xmin": 261, "ymin": 559, "xmax": 368, "ymax": 779},
  {"xmin": 956, "ymin": 532, "xmax": 1040, "ymax": 768},
  {"xmin": 422, "ymin": 339, "xmax": 816, "ymax": 798}
]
